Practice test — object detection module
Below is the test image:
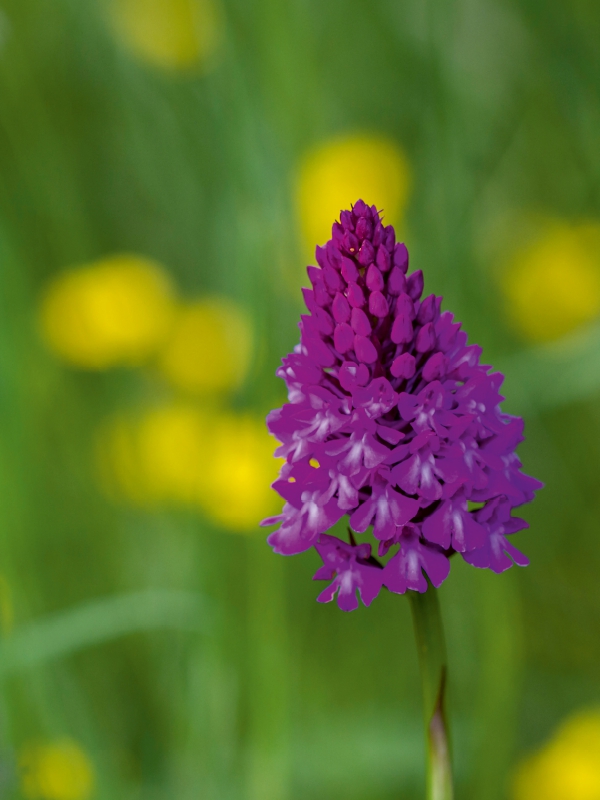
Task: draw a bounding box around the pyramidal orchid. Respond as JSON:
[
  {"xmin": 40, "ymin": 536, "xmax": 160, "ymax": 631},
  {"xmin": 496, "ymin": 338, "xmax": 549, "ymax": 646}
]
[{"xmin": 262, "ymin": 200, "xmax": 542, "ymax": 799}]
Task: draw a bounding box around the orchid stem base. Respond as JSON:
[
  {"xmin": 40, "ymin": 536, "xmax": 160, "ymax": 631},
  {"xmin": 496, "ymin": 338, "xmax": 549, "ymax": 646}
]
[{"xmin": 408, "ymin": 585, "xmax": 454, "ymax": 800}]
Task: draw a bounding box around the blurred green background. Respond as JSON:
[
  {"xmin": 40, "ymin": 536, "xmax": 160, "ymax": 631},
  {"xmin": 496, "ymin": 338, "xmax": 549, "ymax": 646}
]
[{"xmin": 1, "ymin": 1, "xmax": 600, "ymax": 798}]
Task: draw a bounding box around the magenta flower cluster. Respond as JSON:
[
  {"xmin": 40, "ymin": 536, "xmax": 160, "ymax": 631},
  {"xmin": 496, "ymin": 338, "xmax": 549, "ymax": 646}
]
[{"xmin": 262, "ymin": 201, "xmax": 542, "ymax": 611}]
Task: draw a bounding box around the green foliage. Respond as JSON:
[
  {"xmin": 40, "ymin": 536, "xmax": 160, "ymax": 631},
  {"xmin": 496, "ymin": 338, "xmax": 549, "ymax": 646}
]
[{"xmin": 0, "ymin": 1, "xmax": 599, "ymax": 798}]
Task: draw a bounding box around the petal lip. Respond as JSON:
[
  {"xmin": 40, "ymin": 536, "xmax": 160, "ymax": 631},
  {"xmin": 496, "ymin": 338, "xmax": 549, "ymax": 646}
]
[{"xmin": 313, "ymin": 534, "xmax": 384, "ymax": 611}]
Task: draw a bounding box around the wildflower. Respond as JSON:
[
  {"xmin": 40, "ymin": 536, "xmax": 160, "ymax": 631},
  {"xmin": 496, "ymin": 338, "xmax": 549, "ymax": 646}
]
[
  {"xmin": 97, "ymin": 406, "xmax": 281, "ymax": 530},
  {"xmin": 197, "ymin": 414, "xmax": 283, "ymax": 530},
  {"xmin": 296, "ymin": 135, "xmax": 410, "ymax": 253},
  {"xmin": 19, "ymin": 739, "xmax": 94, "ymax": 800},
  {"xmin": 513, "ymin": 709, "xmax": 600, "ymax": 800},
  {"xmin": 96, "ymin": 404, "xmax": 209, "ymax": 507},
  {"xmin": 107, "ymin": 0, "xmax": 221, "ymax": 72},
  {"xmin": 313, "ymin": 534, "xmax": 384, "ymax": 611},
  {"xmin": 158, "ymin": 298, "xmax": 253, "ymax": 394},
  {"xmin": 504, "ymin": 221, "xmax": 600, "ymax": 342},
  {"xmin": 262, "ymin": 201, "xmax": 542, "ymax": 609},
  {"xmin": 40, "ymin": 254, "xmax": 175, "ymax": 369}
]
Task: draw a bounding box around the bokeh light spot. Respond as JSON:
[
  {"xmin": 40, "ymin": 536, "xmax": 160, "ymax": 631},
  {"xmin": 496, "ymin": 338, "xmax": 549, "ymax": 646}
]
[
  {"xmin": 504, "ymin": 222, "xmax": 600, "ymax": 342},
  {"xmin": 158, "ymin": 298, "xmax": 253, "ymax": 394},
  {"xmin": 513, "ymin": 709, "xmax": 600, "ymax": 800},
  {"xmin": 107, "ymin": 0, "xmax": 221, "ymax": 72},
  {"xmin": 96, "ymin": 404, "xmax": 208, "ymax": 508},
  {"xmin": 96, "ymin": 406, "xmax": 282, "ymax": 530},
  {"xmin": 296, "ymin": 133, "xmax": 411, "ymax": 251},
  {"xmin": 20, "ymin": 739, "xmax": 95, "ymax": 800},
  {"xmin": 197, "ymin": 414, "xmax": 283, "ymax": 531},
  {"xmin": 40, "ymin": 254, "xmax": 176, "ymax": 370}
]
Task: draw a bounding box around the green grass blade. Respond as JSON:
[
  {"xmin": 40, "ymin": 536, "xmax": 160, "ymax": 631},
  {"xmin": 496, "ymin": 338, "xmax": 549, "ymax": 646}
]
[{"xmin": 0, "ymin": 589, "xmax": 213, "ymax": 676}]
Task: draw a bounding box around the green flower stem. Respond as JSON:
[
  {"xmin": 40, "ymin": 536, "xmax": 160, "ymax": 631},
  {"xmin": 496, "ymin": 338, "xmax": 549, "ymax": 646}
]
[{"xmin": 408, "ymin": 585, "xmax": 454, "ymax": 800}]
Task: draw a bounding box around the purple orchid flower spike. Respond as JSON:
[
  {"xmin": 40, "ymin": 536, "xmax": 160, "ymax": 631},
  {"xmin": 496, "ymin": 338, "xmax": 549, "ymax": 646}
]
[
  {"xmin": 262, "ymin": 200, "xmax": 542, "ymax": 612},
  {"xmin": 313, "ymin": 533, "xmax": 383, "ymax": 612},
  {"xmin": 261, "ymin": 200, "xmax": 543, "ymax": 800}
]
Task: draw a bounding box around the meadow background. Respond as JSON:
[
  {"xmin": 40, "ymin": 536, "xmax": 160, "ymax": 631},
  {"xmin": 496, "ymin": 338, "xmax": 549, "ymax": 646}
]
[{"xmin": 0, "ymin": 1, "xmax": 599, "ymax": 798}]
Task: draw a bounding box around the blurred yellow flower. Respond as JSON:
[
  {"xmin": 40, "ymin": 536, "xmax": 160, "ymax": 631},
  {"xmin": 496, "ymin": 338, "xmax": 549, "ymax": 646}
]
[
  {"xmin": 137, "ymin": 404, "xmax": 208, "ymax": 503},
  {"xmin": 96, "ymin": 405, "xmax": 282, "ymax": 530},
  {"xmin": 40, "ymin": 254, "xmax": 175, "ymax": 370},
  {"xmin": 20, "ymin": 739, "xmax": 94, "ymax": 800},
  {"xmin": 504, "ymin": 222, "xmax": 600, "ymax": 342},
  {"xmin": 197, "ymin": 414, "xmax": 283, "ymax": 531},
  {"xmin": 513, "ymin": 709, "xmax": 600, "ymax": 800},
  {"xmin": 158, "ymin": 298, "xmax": 253, "ymax": 394},
  {"xmin": 107, "ymin": 0, "xmax": 221, "ymax": 72},
  {"xmin": 96, "ymin": 404, "xmax": 207, "ymax": 507},
  {"xmin": 296, "ymin": 133, "xmax": 411, "ymax": 251}
]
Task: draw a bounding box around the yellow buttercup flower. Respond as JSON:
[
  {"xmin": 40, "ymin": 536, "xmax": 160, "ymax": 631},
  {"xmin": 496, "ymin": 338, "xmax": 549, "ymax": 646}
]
[
  {"xmin": 96, "ymin": 404, "xmax": 208, "ymax": 507},
  {"xmin": 136, "ymin": 404, "xmax": 208, "ymax": 503},
  {"xmin": 40, "ymin": 254, "xmax": 176, "ymax": 369},
  {"xmin": 96, "ymin": 405, "xmax": 282, "ymax": 529},
  {"xmin": 197, "ymin": 414, "xmax": 283, "ymax": 531},
  {"xmin": 513, "ymin": 709, "xmax": 600, "ymax": 800},
  {"xmin": 20, "ymin": 739, "xmax": 95, "ymax": 800},
  {"xmin": 296, "ymin": 133, "xmax": 411, "ymax": 251},
  {"xmin": 158, "ymin": 298, "xmax": 253, "ymax": 394},
  {"xmin": 504, "ymin": 221, "xmax": 600, "ymax": 342},
  {"xmin": 107, "ymin": 0, "xmax": 221, "ymax": 72}
]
